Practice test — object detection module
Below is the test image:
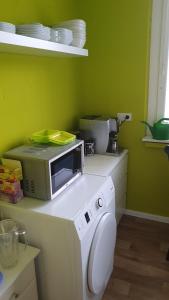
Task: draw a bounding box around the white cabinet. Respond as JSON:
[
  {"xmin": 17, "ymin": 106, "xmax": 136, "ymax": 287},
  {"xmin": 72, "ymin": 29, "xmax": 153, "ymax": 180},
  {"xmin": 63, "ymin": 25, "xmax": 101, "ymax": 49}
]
[
  {"xmin": 110, "ymin": 153, "xmax": 128, "ymax": 223},
  {"xmin": 9, "ymin": 280, "xmax": 38, "ymax": 300},
  {"xmin": 84, "ymin": 150, "xmax": 128, "ymax": 224},
  {"xmin": 0, "ymin": 245, "xmax": 39, "ymax": 300}
]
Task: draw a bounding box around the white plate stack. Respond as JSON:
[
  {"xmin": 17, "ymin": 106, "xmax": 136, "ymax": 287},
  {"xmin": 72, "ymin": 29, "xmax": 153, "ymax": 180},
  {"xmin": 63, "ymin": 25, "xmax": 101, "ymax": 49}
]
[
  {"xmin": 0, "ymin": 22, "xmax": 16, "ymax": 33},
  {"xmin": 55, "ymin": 19, "xmax": 86, "ymax": 48},
  {"xmin": 51, "ymin": 27, "xmax": 73, "ymax": 45},
  {"xmin": 16, "ymin": 23, "xmax": 51, "ymax": 41}
]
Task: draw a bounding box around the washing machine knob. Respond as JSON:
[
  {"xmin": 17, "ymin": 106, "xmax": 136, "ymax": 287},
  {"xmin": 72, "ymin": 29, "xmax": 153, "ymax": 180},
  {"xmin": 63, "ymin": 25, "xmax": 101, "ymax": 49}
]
[{"xmin": 97, "ymin": 198, "xmax": 103, "ymax": 208}]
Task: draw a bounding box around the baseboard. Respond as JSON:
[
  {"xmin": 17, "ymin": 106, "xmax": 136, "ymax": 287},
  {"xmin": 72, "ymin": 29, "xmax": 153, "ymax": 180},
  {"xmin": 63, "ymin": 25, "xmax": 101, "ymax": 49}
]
[{"xmin": 124, "ymin": 209, "xmax": 169, "ymax": 224}]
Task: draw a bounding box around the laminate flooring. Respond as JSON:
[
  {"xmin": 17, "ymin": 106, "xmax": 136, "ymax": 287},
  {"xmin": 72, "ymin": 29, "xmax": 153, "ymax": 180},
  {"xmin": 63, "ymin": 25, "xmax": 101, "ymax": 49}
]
[{"xmin": 103, "ymin": 215, "xmax": 169, "ymax": 300}]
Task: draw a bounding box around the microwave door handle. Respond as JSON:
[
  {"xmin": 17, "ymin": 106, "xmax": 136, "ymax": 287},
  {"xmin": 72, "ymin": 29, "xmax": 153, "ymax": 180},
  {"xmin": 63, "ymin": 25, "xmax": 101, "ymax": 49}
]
[{"xmin": 73, "ymin": 147, "xmax": 82, "ymax": 172}]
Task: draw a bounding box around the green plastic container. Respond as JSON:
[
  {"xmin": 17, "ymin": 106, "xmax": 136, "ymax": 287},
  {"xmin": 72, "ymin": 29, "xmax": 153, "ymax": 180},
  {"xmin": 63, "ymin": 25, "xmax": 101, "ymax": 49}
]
[{"xmin": 31, "ymin": 129, "xmax": 76, "ymax": 145}]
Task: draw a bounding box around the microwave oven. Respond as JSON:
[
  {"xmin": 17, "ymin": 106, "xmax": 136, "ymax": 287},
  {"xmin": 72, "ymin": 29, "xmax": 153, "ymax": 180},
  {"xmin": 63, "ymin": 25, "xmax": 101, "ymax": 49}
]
[{"xmin": 4, "ymin": 140, "xmax": 84, "ymax": 200}]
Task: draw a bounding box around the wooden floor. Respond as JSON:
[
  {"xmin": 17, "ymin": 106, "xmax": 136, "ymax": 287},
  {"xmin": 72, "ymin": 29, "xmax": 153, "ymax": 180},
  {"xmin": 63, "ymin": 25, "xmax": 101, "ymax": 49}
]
[{"xmin": 103, "ymin": 215, "xmax": 169, "ymax": 300}]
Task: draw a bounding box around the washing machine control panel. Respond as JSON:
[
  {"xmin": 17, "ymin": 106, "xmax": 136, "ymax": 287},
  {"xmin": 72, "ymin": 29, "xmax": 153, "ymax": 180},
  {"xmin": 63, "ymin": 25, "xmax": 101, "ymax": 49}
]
[
  {"xmin": 83, "ymin": 197, "xmax": 103, "ymax": 224},
  {"xmin": 84, "ymin": 212, "xmax": 90, "ymax": 223},
  {"xmin": 96, "ymin": 197, "xmax": 103, "ymax": 208},
  {"xmin": 75, "ymin": 177, "xmax": 115, "ymax": 238}
]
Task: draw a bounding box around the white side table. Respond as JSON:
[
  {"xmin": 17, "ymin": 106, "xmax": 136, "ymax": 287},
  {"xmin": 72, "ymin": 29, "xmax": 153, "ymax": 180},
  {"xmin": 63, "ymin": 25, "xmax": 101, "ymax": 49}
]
[{"xmin": 0, "ymin": 244, "xmax": 39, "ymax": 300}]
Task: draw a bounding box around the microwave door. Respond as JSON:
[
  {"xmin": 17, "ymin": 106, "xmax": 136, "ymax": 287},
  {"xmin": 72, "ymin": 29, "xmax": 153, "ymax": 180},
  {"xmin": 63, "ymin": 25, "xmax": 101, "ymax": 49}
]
[{"xmin": 50, "ymin": 148, "xmax": 82, "ymax": 196}]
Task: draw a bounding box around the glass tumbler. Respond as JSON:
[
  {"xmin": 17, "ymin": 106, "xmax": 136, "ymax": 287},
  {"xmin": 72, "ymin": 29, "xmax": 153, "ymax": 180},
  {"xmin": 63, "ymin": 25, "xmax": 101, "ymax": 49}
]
[{"xmin": 0, "ymin": 219, "xmax": 27, "ymax": 269}]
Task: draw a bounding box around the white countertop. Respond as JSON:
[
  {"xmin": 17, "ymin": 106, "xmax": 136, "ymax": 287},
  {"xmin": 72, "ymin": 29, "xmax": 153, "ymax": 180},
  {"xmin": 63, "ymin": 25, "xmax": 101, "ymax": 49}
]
[
  {"xmin": 84, "ymin": 150, "xmax": 128, "ymax": 176},
  {"xmin": 0, "ymin": 244, "xmax": 39, "ymax": 298},
  {"xmin": 0, "ymin": 152, "xmax": 128, "ymax": 221},
  {"xmin": 0, "ymin": 174, "xmax": 108, "ymax": 220}
]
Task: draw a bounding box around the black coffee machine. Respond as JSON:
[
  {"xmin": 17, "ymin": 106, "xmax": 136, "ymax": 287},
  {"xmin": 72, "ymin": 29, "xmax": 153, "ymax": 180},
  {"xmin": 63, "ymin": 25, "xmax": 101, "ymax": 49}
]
[
  {"xmin": 79, "ymin": 116, "xmax": 123, "ymax": 156},
  {"xmin": 106, "ymin": 118, "xmax": 123, "ymax": 155}
]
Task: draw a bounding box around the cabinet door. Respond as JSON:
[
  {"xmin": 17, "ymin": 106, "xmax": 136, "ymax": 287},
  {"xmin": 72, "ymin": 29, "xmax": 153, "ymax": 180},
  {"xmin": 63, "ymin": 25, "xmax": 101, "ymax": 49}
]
[
  {"xmin": 1, "ymin": 262, "xmax": 37, "ymax": 300},
  {"xmin": 9, "ymin": 280, "xmax": 38, "ymax": 300}
]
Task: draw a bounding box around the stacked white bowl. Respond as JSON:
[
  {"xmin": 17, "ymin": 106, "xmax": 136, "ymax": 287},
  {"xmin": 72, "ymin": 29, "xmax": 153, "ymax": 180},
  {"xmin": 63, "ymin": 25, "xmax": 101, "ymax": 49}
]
[
  {"xmin": 0, "ymin": 22, "xmax": 16, "ymax": 33},
  {"xmin": 55, "ymin": 19, "xmax": 86, "ymax": 48},
  {"xmin": 51, "ymin": 27, "xmax": 73, "ymax": 45},
  {"xmin": 16, "ymin": 23, "xmax": 51, "ymax": 41}
]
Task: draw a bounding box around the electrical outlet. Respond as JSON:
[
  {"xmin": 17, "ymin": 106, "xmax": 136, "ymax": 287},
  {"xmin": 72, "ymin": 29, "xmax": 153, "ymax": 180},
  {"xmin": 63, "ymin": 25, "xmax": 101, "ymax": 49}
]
[{"xmin": 117, "ymin": 113, "xmax": 132, "ymax": 122}]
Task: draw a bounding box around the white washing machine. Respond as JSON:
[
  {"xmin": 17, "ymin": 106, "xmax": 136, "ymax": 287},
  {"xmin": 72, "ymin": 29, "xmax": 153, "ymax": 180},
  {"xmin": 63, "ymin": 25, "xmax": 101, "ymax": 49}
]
[{"xmin": 0, "ymin": 174, "xmax": 116, "ymax": 300}]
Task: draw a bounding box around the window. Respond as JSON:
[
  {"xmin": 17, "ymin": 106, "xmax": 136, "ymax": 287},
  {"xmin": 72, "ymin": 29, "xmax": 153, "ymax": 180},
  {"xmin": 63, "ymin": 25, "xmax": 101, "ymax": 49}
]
[{"xmin": 148, "ymin": 0, "xmax": 169, "ymax": 124}]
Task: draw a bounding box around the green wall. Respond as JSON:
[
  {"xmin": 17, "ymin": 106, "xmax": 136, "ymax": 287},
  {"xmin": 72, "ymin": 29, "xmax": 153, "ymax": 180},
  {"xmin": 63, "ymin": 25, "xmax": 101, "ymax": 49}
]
[
  {"xmin": 0, "ymin": 0, "xmax": 80, "ymax": 153},
  {"xmin": 1, "ymin": 1, "xmax": 169, "ymax": 217},
  {"xmin": 76, "ymin": 0, "xmax": 169, "ymax": 217}
]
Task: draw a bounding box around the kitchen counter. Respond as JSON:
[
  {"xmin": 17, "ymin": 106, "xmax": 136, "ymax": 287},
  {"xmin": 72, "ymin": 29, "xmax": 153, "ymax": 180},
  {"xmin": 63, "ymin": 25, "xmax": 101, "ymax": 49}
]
[
  {"xmin": 0, "ymin": 175, "xmax": 108, "ymax": 220},
  {"xmin": 84, "ymin": 150, "xmax": 128, "ymax": 176},
  {"xmin": 84, "ymin": 150, "xmax": 128, "ymax": 223}
]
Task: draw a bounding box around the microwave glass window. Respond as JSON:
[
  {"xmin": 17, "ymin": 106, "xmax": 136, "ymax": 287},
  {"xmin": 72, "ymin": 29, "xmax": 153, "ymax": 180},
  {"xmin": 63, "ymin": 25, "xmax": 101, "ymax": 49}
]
[{"xmin": 51, "ymin": 147, "xmax": 81, "ymax": 195}]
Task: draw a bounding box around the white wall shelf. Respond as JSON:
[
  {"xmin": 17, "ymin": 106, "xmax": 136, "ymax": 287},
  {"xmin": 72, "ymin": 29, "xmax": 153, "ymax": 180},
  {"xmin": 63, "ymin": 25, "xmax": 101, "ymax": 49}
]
[{"xmin": 0, "ymin": 31, "xmax": 88, "ymax": 57}]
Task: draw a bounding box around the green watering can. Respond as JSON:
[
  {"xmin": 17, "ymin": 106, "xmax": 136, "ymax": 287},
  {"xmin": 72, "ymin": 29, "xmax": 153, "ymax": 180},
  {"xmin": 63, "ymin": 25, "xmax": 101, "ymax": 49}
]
[{"xmin": 141, "ymin": 118, "xmax": 169, "ymax": 140}]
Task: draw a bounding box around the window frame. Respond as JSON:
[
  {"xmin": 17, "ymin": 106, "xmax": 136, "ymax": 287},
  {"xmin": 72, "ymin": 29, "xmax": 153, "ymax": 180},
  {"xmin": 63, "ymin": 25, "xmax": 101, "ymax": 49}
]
[{"xmin": 148, "ymin": 0, "xmax": 169, "ymax": 124}]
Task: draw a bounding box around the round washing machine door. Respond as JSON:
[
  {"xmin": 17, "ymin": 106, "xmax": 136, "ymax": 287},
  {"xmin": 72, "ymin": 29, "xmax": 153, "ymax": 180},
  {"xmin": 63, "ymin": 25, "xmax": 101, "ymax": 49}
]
[{"xmin": 88, "ymin": 212, "xmax": 116, "ymax": 295}]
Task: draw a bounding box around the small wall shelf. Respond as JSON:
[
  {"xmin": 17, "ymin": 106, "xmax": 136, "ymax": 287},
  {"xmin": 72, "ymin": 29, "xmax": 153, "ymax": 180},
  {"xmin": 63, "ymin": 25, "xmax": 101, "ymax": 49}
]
[{"xmin": 0, "ymin": 31, "xmax": 88, "ymax": 57}]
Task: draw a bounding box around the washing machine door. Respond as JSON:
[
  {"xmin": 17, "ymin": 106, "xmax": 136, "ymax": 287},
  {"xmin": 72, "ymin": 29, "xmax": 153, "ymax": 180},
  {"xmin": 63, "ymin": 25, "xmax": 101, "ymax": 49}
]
[{"xmin": 88, "ymin": 212, "xmax": 116, "ymax": 295}]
